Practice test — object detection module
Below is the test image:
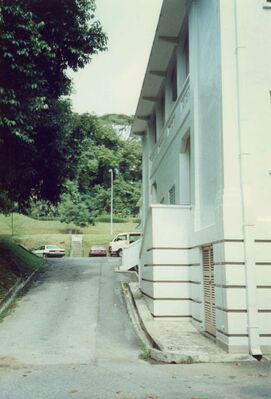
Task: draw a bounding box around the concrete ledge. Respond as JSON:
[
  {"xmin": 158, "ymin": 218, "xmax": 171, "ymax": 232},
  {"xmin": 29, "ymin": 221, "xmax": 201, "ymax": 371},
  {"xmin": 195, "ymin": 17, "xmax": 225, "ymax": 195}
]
[{"xmin": 123, "ymin": 282, "xmax": 256, "ymax": 364}]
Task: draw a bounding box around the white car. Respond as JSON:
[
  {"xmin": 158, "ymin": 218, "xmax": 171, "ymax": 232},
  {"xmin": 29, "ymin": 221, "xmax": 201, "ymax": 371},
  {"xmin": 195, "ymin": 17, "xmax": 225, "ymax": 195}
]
[
  {"xmin": 108, "ymin": 232, "xmax": 142, "ymax": 257},
  {"xmin": 32, "ymin": 245, "xmax": 65, "ymax": 258}
]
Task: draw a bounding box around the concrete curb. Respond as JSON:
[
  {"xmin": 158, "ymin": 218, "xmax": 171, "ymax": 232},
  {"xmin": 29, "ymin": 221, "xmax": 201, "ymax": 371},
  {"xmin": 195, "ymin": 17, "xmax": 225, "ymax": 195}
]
[
  {"xmin": 121, "ymin": 282, "xmax": 153, "ymax": 349},
  {"xmin": 122, "ymin": 282, "xmax": 189, "ymax": 364},
  {"xmin": 0, "ymin": 267, "xmax": 44, "ymax": 317},
  {"xmin": 122, "ymin": 282, "xmax": 258, "ymax": 364}
]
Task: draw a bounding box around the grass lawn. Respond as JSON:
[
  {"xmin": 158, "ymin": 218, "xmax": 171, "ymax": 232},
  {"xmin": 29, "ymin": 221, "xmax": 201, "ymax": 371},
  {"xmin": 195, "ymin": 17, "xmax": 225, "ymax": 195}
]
[{"xmin": 0, "ymin": 213, "xmax": 140, "ymax": 257}]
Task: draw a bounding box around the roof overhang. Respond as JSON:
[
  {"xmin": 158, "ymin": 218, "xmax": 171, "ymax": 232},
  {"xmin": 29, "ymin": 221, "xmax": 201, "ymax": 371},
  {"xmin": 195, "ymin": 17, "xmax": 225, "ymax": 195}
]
[{"xmin": 131, "ymin": 0, "xmax": 191, "ymax": 136}]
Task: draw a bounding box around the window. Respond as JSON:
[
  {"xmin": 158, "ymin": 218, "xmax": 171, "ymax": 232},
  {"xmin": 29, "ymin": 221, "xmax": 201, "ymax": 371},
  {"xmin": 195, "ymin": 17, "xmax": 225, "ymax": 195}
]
[
  {"xmin": 171, "ymin": 65, "xmax": 177, "ymax": 102},
  {"xmin": 184, "ymin": 34, "xmax": 189, "ymax": 77},
  {"xmin": 169, "ymin": 185, "xmax": 176, "ymax": 205},
  {"xmin": 129, "ymin": 233, "xmax": 141, "ymax": 244},
  {"xmin": 263, "ymin": 0, "xmax": 271, "ymax": 8},
  {"xmin": 115, "ymin": 234, "xmax": 127, "ymax": 242},
  {"xmin": 160, "ymin": 197, "xmax": 165, "ymax": 204},
  {"xmin": 151, "ymin": 182, "xmax": 158, "ymax": 203},
  {"xmin": 160, "ymin": 93, "xmax": 165, "ymax": 127},
  {"xmin": 153, "ymin": 113, "xmax": 157, "ymax": 144},
  {"xmin": 180, "ymin": 133, "xmax": 191, "ymax": 205}
]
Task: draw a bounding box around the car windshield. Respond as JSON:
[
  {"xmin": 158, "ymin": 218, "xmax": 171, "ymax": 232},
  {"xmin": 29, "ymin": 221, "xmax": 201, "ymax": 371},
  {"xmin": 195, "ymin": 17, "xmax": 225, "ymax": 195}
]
[
  {"xmin": 130, "ymin": 234, "xmax": 141, "ymax": 242},
  {"xmin": 47, "ymin": 245, "xmax": 61, "ymax": 249},
  {"xmin": 92, "ymin": 245, "xmax": 105, "ymax": 249},
  {"xmin": 114, "ymin": 235, "xmax": 127, "ymax": 241}
]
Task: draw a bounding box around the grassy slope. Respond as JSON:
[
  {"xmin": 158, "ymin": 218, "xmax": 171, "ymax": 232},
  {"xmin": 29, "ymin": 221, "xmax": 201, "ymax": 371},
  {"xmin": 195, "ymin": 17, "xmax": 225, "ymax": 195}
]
[
  {"xmin": 0, "ymin": 214, "xmax": 139, "ymax": 257},
  {"xmin": 0, "ymin": 238, "xmax": 44, "ymax": 302}
]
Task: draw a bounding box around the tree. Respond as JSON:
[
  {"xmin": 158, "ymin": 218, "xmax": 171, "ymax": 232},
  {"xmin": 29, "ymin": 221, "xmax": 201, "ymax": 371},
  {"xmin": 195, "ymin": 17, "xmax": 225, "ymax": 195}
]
[
  {"xmin": 0, "ymin": 0, "xmax": 107, "ymax": 211},
  {"xmin": 59, "ymin": 113, "xmax": 142, "ymax": 222},
  {"xmin": 29, "ymin": 112, "xmax": 142, "ymax": 225},
  {"xmin": 58, "ymin": 181, "xmax": 96, "ymax": 227}
]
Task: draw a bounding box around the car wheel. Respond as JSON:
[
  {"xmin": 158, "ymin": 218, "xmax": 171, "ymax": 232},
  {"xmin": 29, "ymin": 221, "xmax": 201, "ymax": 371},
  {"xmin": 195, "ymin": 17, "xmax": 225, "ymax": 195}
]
[{"xmin": 117, "ymin": 249, "xmax": 123, "ymax": 257}]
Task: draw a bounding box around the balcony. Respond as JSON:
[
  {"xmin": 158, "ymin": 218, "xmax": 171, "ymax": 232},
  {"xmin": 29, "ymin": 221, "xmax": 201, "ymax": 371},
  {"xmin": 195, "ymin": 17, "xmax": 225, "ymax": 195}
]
[{"xmin": 150, "ymin": 75, "xmax": 191, "ymax": 165}]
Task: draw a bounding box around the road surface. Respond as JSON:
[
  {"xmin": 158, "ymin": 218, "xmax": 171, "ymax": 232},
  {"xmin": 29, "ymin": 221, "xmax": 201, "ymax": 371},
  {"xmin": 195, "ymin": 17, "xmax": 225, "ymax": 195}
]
[{"xmin": 0, "ymin": 257, "xmax": 270, "ymax": 398}]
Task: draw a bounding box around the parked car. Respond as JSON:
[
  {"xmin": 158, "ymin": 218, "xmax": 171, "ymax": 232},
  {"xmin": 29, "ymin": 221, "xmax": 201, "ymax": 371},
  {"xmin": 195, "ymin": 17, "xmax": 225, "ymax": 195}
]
[
  {"xmin": 108, "ymin": 232, "xmax": 142, "ymax": 257},
  {"xmin": 32, "ymin": 245, "xmax": 65, "ymax": 258},
  {"xmin": 89, "ymin": 245, "xmax": 107, "ymax": 257}
]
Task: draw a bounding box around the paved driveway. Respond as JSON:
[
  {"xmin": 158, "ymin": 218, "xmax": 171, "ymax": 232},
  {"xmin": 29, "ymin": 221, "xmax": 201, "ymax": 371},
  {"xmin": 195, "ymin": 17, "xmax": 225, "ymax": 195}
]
[{"xmin": 0, "ymin": 258, "xmax": 270, "ymax": 399}]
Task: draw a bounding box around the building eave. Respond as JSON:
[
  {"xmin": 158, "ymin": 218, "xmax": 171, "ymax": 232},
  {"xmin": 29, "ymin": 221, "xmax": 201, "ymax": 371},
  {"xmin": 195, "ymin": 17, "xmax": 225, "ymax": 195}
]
[{"xmin": 131, "ymin": 0, "xmax": 191, "ymax": 136}]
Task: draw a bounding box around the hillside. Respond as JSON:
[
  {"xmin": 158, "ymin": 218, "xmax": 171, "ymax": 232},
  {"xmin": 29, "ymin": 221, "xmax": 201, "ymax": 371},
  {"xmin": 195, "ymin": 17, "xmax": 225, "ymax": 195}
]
[
  {"xmin": 0, "ymin": 238, "xmax": 43, "ymax": 302},
  {"xmin": 99, "ymin": 114, "xmax": 133, "ymax": 140}
]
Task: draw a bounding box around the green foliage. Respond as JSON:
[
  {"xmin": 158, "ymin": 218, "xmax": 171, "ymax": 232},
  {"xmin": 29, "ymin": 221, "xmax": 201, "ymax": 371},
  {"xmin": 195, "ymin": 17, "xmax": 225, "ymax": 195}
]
[
  {"xmin": 95, "ymin": 215, "xmax": 126, "ymax": 223},
  {"xmin": 95, "ymin": 215, "xmax": 140, "ymax": 224},
  {"xmin": 0, "ymin": 0, "xmax": 107, "ymax": 211},
  {"xmin": 57, "ymin": 113, "xmax": 142, "ymax": 225},
  {"xmin": 139, "ymin": 344, "xmax": 152, "ymax": 361},
  {"xmin": 99, "ymin": 114, "xmax": 133, "ymax": 126},
  {"xmin": 0, "ymin": 238, "xmax": 43, "ymax": 278},
  {"xmin": 0, "ymin": 237, "xmax": 44, "ymax": 302},
  {"xmin": 29, "ymin": 199, "xmax": 58, "ymax": 220},
  {"xmin": 58, "ymin": 181, "xmax": 96, "ymax": 227},
  {"xmin": 0, "ymin": 192, "xmax": 13, "ymax": 214},
  {"xmin": 0, "ymin": 99, "xmax": 74, "ymax": 209}
]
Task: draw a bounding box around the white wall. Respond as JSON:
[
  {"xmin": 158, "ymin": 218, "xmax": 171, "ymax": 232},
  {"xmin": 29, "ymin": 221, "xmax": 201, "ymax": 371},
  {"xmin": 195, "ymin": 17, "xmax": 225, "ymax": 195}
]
[
  {"xmin": 189, "ymin": 0, "xmax": 223, "ymax": 230},
  {"xmin": 220, "ymin": 0, "xmax": 271, "ymax": 237},
  {"xmin": 146, "ymin": 0, "xmax": 223, "ymax": 229},
  {"xmin": 139, "ymin": 0, "xmax": 271, "ymax": 353}
]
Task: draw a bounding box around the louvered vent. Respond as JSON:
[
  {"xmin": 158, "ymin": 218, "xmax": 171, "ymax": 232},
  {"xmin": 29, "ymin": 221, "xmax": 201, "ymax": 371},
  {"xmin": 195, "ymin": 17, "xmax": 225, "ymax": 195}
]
[{"xmin": 202, "ymin": 246, "xmax": 216, "ymax": 337}]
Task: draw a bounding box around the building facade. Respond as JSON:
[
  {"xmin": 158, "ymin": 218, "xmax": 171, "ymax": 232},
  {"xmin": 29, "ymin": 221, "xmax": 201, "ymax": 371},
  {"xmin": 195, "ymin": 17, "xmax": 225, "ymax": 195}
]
[{"xmin": 131, "ymin": 0, "xmax": 271, "ymax": 355}]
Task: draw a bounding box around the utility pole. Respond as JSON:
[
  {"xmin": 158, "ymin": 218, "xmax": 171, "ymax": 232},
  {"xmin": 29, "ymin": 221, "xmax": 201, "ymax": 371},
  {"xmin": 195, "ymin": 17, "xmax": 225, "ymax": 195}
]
[{"xmin": 109, "ymin": 169, "xmax": 113, "ymax": 235}]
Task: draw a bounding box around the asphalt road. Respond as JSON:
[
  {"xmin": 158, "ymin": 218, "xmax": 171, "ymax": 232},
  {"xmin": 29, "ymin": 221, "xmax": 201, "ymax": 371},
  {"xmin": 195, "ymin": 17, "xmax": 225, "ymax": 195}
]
[{"xmin": 0, "ymin": 257, "xmax": 270, "ymax": 399}]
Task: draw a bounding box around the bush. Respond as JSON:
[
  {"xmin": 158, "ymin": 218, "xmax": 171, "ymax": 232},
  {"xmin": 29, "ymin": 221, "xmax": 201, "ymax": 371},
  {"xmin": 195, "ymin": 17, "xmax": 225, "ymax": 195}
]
[
  {"xmin": 95, "ymin": 215, "xmax": 141, "ymax": 224},
  {"xmin": 96, "ymin": 215, "xmax": 127, "ymax": 223},
  {"xmin": 31, "ymin": 216, "xmax": 59, "ymax": 221}
]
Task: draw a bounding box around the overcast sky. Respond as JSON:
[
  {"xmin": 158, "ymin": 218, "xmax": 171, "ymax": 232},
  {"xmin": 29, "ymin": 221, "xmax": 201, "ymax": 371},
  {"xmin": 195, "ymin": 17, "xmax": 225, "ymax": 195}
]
[{"xmin": 68, "ymin": 0, "xmax": 163, "ymax": 116}]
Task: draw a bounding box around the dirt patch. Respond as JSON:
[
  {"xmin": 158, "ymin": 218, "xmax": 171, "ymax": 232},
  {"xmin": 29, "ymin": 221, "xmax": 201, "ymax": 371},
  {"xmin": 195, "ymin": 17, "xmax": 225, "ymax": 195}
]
[{"xmin": 0, "ymin": 356, "xmax": 23, "ymax": 369}]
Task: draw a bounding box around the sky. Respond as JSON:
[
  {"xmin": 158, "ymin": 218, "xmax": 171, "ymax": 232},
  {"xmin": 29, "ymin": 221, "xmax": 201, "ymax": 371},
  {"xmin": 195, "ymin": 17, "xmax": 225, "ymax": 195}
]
[{"xmin": 68, "ymin": 0, "xmax": 163, "ymax": 117}]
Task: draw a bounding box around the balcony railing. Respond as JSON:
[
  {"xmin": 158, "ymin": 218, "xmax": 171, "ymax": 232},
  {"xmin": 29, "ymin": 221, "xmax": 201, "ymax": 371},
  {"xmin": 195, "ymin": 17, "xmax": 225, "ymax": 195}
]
[{"xmin": 150, "ymin": 75, "xmax": 190, "ymax": 162}]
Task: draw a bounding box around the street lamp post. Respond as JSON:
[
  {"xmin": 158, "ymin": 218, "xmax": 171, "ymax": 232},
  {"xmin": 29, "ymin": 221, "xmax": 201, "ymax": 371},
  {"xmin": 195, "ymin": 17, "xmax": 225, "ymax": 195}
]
[{"xmin": 109, "ymin": 169, "xmax": 113, "ymax": 235}]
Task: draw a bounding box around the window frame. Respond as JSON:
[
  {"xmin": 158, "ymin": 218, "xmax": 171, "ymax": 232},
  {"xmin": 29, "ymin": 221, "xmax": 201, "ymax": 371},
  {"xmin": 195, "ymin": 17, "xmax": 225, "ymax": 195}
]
[
  {"xmin": 171, "ymin": 63, "xmax": 178, "ymax": 102},
  {"xmin": 169, "ymin": 184, "xmax": 176, "ymax": 205}
]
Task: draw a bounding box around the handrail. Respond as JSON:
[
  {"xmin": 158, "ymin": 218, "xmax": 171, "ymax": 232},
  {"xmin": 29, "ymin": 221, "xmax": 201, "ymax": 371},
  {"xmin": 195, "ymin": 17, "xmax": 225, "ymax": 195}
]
[
  {"xmin": 149, "ymin": 204, "xmax": 191, "ymax": 210},
  {"xmin": 124, "ymin": 237, "xmax": 142, "ymax": 250},
  {"xmin": 121, "ymin": 238, "xmax": 142, "ymax": 271},
  {"xmin": 140, "ymin": 206, "xmax": 153, "ymax": 257}
]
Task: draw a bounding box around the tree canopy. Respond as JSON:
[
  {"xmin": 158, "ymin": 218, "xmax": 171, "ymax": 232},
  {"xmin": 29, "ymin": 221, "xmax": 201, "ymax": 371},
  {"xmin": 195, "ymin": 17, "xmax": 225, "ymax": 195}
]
[
  {"xmin": 0, "ymin": 1, "xmax": 142, "ymax": 225},
  {"xmin": 0, "ymin": 0, "xmax": 107, "ymax": 210},
  {"xmin": 57, "ymin": 113, "xmax": 142, "ymax": 224}
]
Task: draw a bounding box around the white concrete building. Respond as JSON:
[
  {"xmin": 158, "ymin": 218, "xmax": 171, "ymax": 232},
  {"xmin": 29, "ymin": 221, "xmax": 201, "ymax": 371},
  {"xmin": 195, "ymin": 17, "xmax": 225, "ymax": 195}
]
[{"xmin": 130, "ymin": 0, "xmax": 271, "ymax": 356}]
